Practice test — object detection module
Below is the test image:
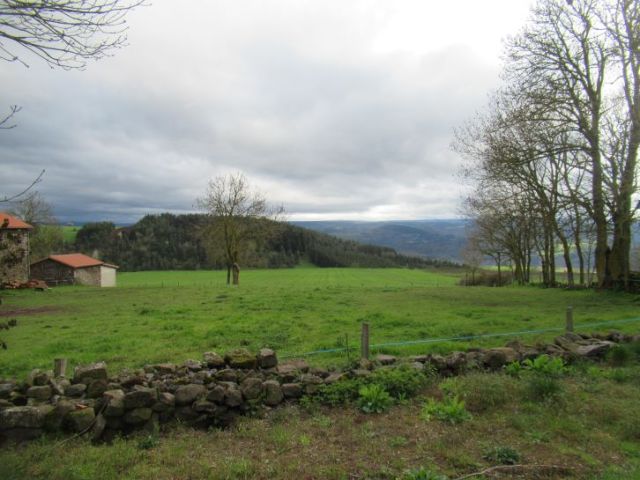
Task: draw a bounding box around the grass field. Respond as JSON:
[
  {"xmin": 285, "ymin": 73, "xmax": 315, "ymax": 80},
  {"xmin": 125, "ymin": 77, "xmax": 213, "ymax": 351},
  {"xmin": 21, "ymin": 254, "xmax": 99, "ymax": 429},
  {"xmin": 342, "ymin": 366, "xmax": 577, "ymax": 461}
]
[
  {"xmin": 61, "ymin": 225, "xmax": 81, "ymax": 244},
  {"xmin": 2, "ymin": 267, "xmax": 640, "ymax": 479},
  {"xmin": 1, "ymin": 267, "xmax": 639, "ymax": 378}
]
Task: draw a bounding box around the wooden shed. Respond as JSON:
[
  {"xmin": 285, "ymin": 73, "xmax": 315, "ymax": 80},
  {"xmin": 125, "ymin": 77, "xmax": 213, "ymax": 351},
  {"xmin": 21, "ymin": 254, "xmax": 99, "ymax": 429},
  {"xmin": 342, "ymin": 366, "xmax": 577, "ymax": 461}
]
[
  {"xmin": 0, "ymin": 212, "xmax": 33, "ymax": 284},
  {"xmin": 30, "ymin": 253, "xmax": 118, "ymax": 287}
]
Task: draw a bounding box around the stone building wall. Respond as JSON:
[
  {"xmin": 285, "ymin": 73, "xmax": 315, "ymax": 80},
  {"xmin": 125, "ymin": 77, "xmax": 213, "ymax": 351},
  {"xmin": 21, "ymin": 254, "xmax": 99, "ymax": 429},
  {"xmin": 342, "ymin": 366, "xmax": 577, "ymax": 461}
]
[
  {"xmin": 30, "ymin": 260, "xmax": 74, "ymax": 286},
  {"xmin": 74, "ymin": 266, "xmax": 102, "ymax": 287},
  {"xmin": 0, "ymin": 229, "xmax": 30, "ymax": 283}
]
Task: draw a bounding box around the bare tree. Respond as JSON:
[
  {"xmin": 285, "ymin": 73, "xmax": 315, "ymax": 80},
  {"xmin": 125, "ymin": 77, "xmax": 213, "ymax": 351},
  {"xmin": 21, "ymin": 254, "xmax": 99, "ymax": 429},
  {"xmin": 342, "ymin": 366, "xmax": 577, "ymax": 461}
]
[
  {"xmin": 457, "ymin": 0, "xmax": 640, "ymax": 290},
  {"xmin": 10, "ymin": 192, "xmax": 63, "ymax": 261},
  {"xmin": 197, "ymin": 173, "xmax": 284, "ymax": 286}
]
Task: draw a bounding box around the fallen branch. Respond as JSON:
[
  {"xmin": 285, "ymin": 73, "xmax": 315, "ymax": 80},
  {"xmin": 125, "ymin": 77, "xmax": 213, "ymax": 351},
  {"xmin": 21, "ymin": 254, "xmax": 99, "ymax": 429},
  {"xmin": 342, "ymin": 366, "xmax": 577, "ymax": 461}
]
[{"xmin": 455, "ymin": 464, "xmax": 573, "ymax": 479}]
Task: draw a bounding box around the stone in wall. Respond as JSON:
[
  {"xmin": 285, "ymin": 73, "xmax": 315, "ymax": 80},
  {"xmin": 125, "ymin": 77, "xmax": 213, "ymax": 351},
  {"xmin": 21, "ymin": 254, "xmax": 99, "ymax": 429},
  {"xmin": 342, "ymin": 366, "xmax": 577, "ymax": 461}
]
[{"xmin": 0, "ymin": 331, "xmax": 632, "ymax": 445}]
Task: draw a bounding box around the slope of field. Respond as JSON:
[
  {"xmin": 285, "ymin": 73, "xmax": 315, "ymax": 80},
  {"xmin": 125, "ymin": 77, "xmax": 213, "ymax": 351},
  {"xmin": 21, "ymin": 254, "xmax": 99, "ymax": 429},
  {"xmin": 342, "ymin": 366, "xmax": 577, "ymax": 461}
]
[{"xmin": 1, "ymin": 268, "xmax": 639, "ymax": 378}]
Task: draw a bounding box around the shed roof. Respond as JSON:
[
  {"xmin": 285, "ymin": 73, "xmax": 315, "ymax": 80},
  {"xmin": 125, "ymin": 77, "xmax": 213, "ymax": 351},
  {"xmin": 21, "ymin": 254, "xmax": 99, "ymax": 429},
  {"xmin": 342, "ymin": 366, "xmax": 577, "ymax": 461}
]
[
  {"xmin": 0, "ymin": 212, "xmax": 33, "ymax": 230},
  {"xmin": 32, "ymin": 253, "xmax": 118, "ymax": 269}
]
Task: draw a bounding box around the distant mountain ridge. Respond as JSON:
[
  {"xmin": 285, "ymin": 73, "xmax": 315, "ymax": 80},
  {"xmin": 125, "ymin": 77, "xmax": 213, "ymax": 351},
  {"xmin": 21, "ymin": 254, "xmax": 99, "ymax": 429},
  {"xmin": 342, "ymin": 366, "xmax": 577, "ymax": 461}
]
[
  {"xmin": 292, "ymin": 219, "xmax": 469, "ymax": 262},
  {"xmin": 71, "ymin": 214, "xmax": 458, "ymax": 271}
]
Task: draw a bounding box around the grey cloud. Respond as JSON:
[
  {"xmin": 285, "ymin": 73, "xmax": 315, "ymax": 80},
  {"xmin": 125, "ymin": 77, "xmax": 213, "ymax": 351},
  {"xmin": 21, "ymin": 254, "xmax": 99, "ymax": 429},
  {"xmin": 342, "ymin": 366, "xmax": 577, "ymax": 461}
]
[{"xmin": 1, "ymin": 1, "xmax": 526, "ymax": 223}]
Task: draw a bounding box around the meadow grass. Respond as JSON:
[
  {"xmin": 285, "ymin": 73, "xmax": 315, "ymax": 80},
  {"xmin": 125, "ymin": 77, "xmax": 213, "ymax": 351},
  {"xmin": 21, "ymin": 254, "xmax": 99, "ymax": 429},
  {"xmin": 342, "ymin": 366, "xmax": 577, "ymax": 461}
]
[
  {"xmin": 1, "ymin": 267, "xmax": 639, "ymax": 378},
  {"xmin": 61, "ymin": 225, "xmax": 81, "ymax": 244},
  {"xmin": 2, "ymin": 267, "xmax": 640, "ymax": 479}
]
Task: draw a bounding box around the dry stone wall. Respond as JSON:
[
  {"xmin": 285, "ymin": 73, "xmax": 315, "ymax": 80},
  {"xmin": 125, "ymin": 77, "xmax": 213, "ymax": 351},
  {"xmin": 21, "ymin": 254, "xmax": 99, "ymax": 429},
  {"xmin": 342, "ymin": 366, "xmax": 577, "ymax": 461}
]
[{"xmin": 0, "ymin": 331, "xmax": 636, "ymax": 445}]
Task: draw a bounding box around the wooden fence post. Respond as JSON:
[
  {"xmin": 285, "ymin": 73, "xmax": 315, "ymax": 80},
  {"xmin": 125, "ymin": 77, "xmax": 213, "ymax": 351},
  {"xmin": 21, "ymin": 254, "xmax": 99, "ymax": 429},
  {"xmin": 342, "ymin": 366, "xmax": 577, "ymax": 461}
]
[
  {"xmin": 565, "ymin": 306, "xmax": 574, "ymax": 333},
  {"xmin": 361, "ymin": 322, "xmax": 370, "ymax": 360},
  {"xmin": 54, "ymin": 358, "xmax": 67, "ymax": 377}
]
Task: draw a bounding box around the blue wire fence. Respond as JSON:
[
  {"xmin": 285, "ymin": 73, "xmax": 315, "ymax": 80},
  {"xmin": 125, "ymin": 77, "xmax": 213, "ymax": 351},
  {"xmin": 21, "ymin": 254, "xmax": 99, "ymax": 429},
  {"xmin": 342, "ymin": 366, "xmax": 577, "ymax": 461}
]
[{"xmin": 279, "ymin": 316, "xmax": 640, "ymax": 360}]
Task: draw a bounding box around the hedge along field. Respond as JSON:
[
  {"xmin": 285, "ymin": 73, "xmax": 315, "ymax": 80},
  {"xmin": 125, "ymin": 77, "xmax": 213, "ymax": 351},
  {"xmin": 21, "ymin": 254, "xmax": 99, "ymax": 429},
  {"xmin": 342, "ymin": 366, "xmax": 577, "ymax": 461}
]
[{"xmin": 1, "ymin": 267, "xmax": 639, "ymax": 378}]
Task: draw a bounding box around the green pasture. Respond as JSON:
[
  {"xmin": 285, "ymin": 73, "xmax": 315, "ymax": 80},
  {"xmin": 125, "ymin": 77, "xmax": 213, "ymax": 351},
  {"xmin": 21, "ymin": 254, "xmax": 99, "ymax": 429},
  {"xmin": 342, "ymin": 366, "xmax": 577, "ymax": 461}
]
[
  {"xmin": 1, "ymin": 267, "xmax": 639, "ymax": 378},
  {"xmin": 61, "ymin": 225, "xmax": 81, "ymax": 244}
]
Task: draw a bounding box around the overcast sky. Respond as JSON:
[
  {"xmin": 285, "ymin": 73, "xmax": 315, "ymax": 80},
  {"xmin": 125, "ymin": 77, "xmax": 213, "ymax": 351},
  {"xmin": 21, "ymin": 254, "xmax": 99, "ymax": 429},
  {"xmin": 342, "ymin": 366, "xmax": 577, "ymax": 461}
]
[{"xmin": 1, "ymin": 0, "xmax": 534, "ymax": 224}]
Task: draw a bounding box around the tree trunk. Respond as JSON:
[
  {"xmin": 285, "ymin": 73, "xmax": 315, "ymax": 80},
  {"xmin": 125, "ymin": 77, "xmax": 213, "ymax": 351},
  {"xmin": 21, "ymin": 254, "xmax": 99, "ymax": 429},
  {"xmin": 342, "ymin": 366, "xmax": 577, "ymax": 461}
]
[
  {"xmin": 226, "ymin": 265, "xmax": 231, "ymax": 285},
  {"xmin": 592, "ymin": 150, "xmax": 610, "ymax": 288},
  {"xmin": 232, "ymin": 263, "xmax": 240, "ymax": 286}
]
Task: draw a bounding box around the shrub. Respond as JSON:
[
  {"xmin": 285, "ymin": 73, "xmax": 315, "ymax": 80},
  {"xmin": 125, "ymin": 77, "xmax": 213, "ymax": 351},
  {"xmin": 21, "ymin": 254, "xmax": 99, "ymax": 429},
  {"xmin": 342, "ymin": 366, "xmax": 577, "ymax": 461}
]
[
  {"xmin": 421, "ymin": 396, "xmax": 471, "ymax": 424},
  {"xmin": 482, "ymin": 446, "xmax": 521, "ymax": 465},
  {"xmin": 357, "ymin": 384, "xmax": 393, "ymax": 414}
]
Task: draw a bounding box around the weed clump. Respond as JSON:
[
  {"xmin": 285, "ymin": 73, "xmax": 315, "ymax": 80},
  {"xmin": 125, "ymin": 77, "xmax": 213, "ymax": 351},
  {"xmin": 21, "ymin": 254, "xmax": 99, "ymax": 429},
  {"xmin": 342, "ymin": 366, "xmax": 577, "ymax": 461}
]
[
  {"xmin": 505, "ymin": 354, "xmax": 568, "ymax": 402},
  {"xmin": 607, "ymin": 344, "xmax": 633, "ymax": 366},
  {"xmin": 305, "ymin": 364, "xmax": 433, "ymax": 410},
  {"xmin": 522, "ymin": 355, "xmax": 566, "ymax": 377},
  {"xmin": 441, "ymin": 373, "xmax": 519, "ymax": 413},
  {"xmin": 420, "ymin": 396, "xmax": 471, "ymax": 424},
  {"xmin": 357, "ymin": 384, "xmax": 393, "ymax": 414},
  {"xmin": 482, "ymin": 445, "xmax": 521, "ymax": 465},
  {"xmin": 370, "ymin": 365, "xmax": 433, "ymax": 398},
  {"xmin": 398, "ymin": 466, "xmax": 449, "ymax": 480}
]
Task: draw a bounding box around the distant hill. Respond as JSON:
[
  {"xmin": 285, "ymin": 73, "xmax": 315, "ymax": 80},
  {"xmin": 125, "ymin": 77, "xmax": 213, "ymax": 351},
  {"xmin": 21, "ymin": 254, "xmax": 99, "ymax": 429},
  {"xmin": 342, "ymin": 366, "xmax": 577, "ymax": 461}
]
[
  {"xmin": 293, "ymin": 219, "xmax": 469, "ymax": 263},
  {"xmin": 71, "ymin": 214, "xmax": 458, "ymax": 271}
]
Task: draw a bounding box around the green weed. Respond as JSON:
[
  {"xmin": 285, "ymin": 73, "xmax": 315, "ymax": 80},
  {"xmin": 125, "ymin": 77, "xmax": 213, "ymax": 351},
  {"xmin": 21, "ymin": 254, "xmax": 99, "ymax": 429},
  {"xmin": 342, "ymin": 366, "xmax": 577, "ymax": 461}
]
[
  {"xmin": 441, "ymin": 373, "xmax": 518, "ymax": 413},
  {"xmin": 607, "ymin": 344, "xmax": 633, "ymax": 367},
  {"xmin": 525, "ymin": 375, "xmax": 562, "ymax": 401},
  {"xmin": 397, "ymin": 467, "xmax": 449, "ymax": 480},
  {"xmin": 369, "ymin": 364, "xmax": 432, "ymax": 399},
  {"xmin": 522, "ymin": 355, "xmax": 566, "ymax": 377},
  {"xmin": 421, "ymin": 396, "xmax": 471, "ymax": 424},
  {"xmin": 482, "ymin": 445, "xmax": 521, "ymax": 465},
  {"xmin": 357, "ymin": 384, "xmax": 393, "ymax": 414},
  {"xmin": 504, "ymin": 360, "xmax": 522, "ymax": 377}
]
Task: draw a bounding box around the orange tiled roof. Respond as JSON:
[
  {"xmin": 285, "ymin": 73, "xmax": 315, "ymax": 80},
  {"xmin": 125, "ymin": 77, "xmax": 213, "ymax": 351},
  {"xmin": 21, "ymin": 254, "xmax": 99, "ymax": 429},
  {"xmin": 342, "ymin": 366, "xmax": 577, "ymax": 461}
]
[
  {"xmin": 47, "ymin": 253, "xmax": 104, "ymax": 269},
  {"xmin": 0, "ymin": 212, "xmax": 33, "ymax": 230}
]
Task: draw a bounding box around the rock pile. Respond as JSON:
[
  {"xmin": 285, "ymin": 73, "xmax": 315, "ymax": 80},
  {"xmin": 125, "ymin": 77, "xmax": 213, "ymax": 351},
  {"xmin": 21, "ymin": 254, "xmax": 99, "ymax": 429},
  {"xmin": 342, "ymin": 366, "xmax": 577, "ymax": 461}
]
[{"xmin": 0, "ymin": 331, "xmax": 636, "ymax": 445}]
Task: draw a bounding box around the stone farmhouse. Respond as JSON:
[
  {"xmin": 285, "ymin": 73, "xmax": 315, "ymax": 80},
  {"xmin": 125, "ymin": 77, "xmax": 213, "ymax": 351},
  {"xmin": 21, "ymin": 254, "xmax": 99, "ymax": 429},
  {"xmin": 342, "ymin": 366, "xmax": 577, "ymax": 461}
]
[
  {"xmin": 0, "ymin": 212, "xmax": 33, "ymax": 283},
  {"xmin": 30, "ymin": 253, "xmax": 118, "ymax": 287}
]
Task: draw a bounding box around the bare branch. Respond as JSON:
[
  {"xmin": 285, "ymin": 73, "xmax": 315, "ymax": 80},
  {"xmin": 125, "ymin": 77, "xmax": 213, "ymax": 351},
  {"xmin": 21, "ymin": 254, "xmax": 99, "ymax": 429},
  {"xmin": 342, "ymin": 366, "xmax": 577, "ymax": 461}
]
[
  {"xmin": 0, "ymin": 104, "xmax": 21, "ymax": 129},
  {"xmin": 0, "ymin": 169, "xmax": 45, "ymax": 202},
  {"xmin": 0, "ymin": 0, "xmax": 145, "ymax": 70}
]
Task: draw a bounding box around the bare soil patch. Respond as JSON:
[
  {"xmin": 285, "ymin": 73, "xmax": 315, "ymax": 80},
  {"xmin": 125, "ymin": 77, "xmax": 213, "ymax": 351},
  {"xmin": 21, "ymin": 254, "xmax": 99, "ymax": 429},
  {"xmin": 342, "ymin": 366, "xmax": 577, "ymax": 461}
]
[{"xmin": 0, "ymin": 306, "xmax": 61, "ymax": 317}]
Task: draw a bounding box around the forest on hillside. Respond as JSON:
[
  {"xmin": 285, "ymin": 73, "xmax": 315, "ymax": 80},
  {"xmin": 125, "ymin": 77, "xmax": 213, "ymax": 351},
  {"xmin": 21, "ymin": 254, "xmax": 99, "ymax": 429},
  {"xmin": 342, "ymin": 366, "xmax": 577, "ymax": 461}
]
[{"xmin": 73, "ymin": 213, "xmax": 457, "ymax": 271}]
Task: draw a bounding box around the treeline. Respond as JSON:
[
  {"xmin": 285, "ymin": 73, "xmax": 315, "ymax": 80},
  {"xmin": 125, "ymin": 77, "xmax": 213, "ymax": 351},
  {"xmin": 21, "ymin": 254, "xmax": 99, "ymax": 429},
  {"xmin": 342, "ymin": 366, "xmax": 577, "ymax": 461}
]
[
  {"xmin": 73, "ymin": 213, "xmax": 455, "ymax": 271},
  {"xmin": 455, "ymin": 0, "xmax": 640, "ymax": 290}
]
